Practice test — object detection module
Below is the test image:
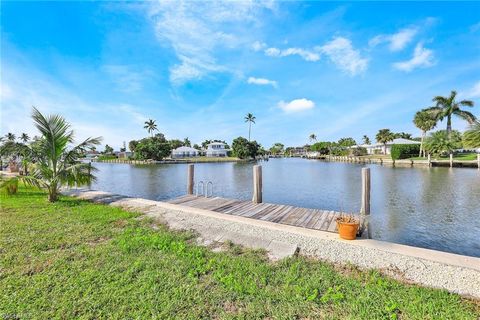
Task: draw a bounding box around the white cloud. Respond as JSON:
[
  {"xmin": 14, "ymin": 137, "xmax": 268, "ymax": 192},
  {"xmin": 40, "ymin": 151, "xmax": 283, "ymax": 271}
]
[
  {"xmin": 278, "ymin": 98, "xmax": 315, "ymax": 113},
  {"xmin": 315, "ymin": 37, "xmax": 368, "ymax": 76},
  {"xmin": 369, "ymin": 27, "xmax": 418, "ymax": 51},
  {"xmin": 148, "ymin": 1, "xmax": 273, "ymax": 85},
  {"xmin": 393, "ymin": 43, "xmax": 435, "ymax": 72},
  {"xmin": 247, "ymin": 77, "xmax": 277, "ymax": 87},
  {"xmin": 252, "ymin": 41, "xmax": 267, "ymax": 52},
  {"xmin": 264, "ymin": 47, "xmax": 320, "ymax": 62},
  {"xmin": 464, "ymin": 81, "xmax": 480, "ymax": 99}
]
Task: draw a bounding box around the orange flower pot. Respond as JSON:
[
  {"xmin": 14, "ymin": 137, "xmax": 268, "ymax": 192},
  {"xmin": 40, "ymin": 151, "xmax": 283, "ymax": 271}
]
[{"xmin": 337, "ymin": 221, "xmax": 359, "ymax": 240}]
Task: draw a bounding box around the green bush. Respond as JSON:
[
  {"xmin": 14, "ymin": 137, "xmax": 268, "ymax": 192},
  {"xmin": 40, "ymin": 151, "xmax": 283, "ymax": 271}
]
[
  {"xmin": 350, "ymin": 147, "xmax": 367, "ymax": 156},
  {"xmin": 391, "ymin": 144, "xmax": 420, "ymax": 160},
  {"xmin": 0, "ymin": 177, "xmax": 19, "ymax": 195}
]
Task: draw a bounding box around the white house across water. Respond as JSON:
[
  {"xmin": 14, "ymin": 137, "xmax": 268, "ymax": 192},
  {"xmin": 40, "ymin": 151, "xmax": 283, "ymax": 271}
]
[
  {"xmin": 355, "ymin": 138, "xmax": 421, "ymax": 155},
  {"xmin": 171, "ymin": 146, "xmax": 200, "ymax": 158},
  {"xmin": 206, "ymin": 142, "xmax": 230, "ymax": 157}
]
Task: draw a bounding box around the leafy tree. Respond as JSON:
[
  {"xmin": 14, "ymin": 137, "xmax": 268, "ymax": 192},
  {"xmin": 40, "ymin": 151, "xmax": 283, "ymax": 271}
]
[
  {"xmin": 231, "ymin": 137, "xmax": 260, "ymax": 159},
  {"xmin": 424, "ymin": 130, "xmax": 462, "ymax": 156},
  {"xmin": 309, "ymin": 134, "xmax": 317, "ymax": 143},
  {"xmin": 169, "ymin": 139, "xmax": 184, "ymax": 150},
  {"xmin": 20, "ymin": 133, "xmax": 30, "ymax": 143},
  {"xmin": 413, "ymin": 109, "xmax": 437, "ymax": 156},
  {"xmin": 104, "ymin": 144, "xmax": 114, "ymax": 154},
  {"xmin": 337, "ymin": 137, "xmax": 357, "ymax": 147},
  {"xmin": 193, "ymin": 143, "xmax": 200, "ymax": 150},
  {"xmin": 424, "ymin": 90, "xmax": 476, "ymax": 137},
  {"xmin": 375, "ymin": 129, "xmax": 395, "ymax": 154},
  {"xmin": 269, "ymin": 142, "xmax": 284, "ymax": 155},
  {"xmin": 144, "ymin": 119, "xmax": 158, "ymax": 137},
  {"xmin": 362, "ymin": 135, "xmax": 371, "ymax": 145},
  {"xmin": 310, "ymin": 141, "xmax": 333, "ymax": 154},
  {"xmin": 244, "ymin": 113, "xmax": 256, "ymax": 141},
  {"xmin": 128, "ymin": 140, "xmax": 138, "ymax": 152},
  {"xmin": 183, "ymin": 137, "xmax": 191, "ymax": 147},
  {"xmin": 463, "ymin": 120, "xmax": 480, "ymax": 149},
  {"xmin": 21, "ymin": 107, "xmax": 102, "ymax": 202},
  {"xmin": 134, "ymin": 133, "xmax": 171, "ymax": 160}
]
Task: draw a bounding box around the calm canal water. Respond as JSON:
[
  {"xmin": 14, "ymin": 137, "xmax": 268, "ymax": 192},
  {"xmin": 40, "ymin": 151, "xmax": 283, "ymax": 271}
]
[{"xmin": 91, "ymin": 158, "xmax": 480, "ymax": 257}]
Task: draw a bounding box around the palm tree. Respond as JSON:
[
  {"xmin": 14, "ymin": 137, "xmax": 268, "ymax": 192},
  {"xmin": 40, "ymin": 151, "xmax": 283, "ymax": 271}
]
[
  {"xmin": 6, "ymin": 133, "xmax": 15, "ymax": 141},
  {"xmin": 309, "ymin": 134, "xmax": 317, "ymax": 143},
  {"xmin": 244, "ymin": 113, "xmax": 256, "ymax": 141},
  {"xmin": 463, "ymin": 120, "xmax": 480, "ymax": 149},
  {"xmin": 144, "ymin": 119, "xmax": 158, "ymax": 137},
  {"xmin": 424, "ymin": 90, "xmax": 476, "ymax": 138},
  {"xmin": 362, "ymin": 135, "xmax": 371, "ymax": 145},
  {"xmin": 375, "ymin": 129, "xmax": 395, "ymax": 154},
  {"xmin": 20, "ymin": 133, "xmax": 30, "ymax": 143},
  {"xmin": 183, "ymin": 137, "xmax": 191, "ymax": 147},
  {"xmin": 413, "ymin": 109, "xmax": 437, "ymax": 156},
  {"xmin": 21, "ymin": 107, "xmax": 102, "ymax": 202},
  {"xmin": 424, "ymin": 130, "xmax": 460, "ymax": 156}
]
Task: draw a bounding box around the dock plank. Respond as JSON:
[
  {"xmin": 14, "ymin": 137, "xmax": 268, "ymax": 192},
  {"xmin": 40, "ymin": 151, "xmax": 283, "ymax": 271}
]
[{"xmin": 166, "ymin": 195, "xmax": 361, "ymax": 235}]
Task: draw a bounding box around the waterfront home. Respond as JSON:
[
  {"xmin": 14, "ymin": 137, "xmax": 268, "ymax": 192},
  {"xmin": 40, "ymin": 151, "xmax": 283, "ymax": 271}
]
[
  {"xmin": 171, "ymin": 146, "xmax": 200, "ymax": 158},
  {"xmin": 356, "ymin": 138, "xmax": 421, "ymax": 155},
  {"xmin": 289, "ymin": 146, "xmax": 309, "ymax": 157},
  {"xmin": 117, "ymin": 151, "xmax": 132, "ymax": 159},
  {"xmin": 206, "ymin": 142, "xmax": 230, "ymax": 157}
]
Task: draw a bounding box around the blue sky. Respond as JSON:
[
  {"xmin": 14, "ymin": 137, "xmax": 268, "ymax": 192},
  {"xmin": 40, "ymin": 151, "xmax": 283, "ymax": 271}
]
[{"xmin": 2, "ymin": 1, "xmax": 480, "ymax": 149}]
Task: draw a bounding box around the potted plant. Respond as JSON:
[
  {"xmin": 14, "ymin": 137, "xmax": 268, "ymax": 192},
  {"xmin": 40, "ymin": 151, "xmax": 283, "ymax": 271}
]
[{"xmin": 336, "ymin": 214, "xmax": 360, "ymax": 240}]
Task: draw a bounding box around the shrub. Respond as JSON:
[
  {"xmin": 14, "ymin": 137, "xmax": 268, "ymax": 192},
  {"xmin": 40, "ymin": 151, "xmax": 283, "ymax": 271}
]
[
  {"xmin": 350, "ymin": 147, "xmax": 367, "ymax": 156},
  {"xmin": 390, "ymin": 144, "xmax": 420, "ymax": 160}
]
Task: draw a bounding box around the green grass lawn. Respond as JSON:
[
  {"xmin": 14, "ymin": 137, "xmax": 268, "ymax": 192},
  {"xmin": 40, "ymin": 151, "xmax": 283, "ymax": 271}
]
[{"xmin": 1, "ymin": 188, "xmax": 479, "ymax": 319}]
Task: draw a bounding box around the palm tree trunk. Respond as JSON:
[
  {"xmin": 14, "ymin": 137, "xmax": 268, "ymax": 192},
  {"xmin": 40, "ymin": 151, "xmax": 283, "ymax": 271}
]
[
  {"xmin": 48, "ymin": 185, "xmax": 58, "ymax": 202},
  {"xmin": 384, "ymin": 143, "xmax": 387, "ymax": 154},
  {"xmin": 420, "ymin": 131, "xmax": 425, "ymax": 157},
  {"xmin": 248, "ymin": 123, "xmax": 251, "ymax": 142},
  {"xmin": 446, "ymin": 115, "xmax": 452, "ymax": 138}
]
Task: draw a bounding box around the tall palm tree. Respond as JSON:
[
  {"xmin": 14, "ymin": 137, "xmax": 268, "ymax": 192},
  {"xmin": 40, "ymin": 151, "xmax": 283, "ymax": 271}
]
[
  {"xmin": 6, "ymin": 133, "xmax": 15, "ymax": 141},
  {"xmin": 424, "ymin": 90, "xmax": 476, "ymax": 137},
  {"xmin": 375, "ymin": 129, "xmax": 395, "ymax": 154},
  {"xmin": 20, "ymin": 133, "xmax": 30, "ymax": 143},
  {"xmin": 144, "ymin": 119, "xmax": 158, "ymax": 137},
  {"xmin": 309, "ymin": 134, "xmax": 317, "ymax": 143},
  {"xmin": 244, "ymin": 113, "xmax": 256, "ymax": 141},
  {"xmin": 362, "ymin": 135, "xmax": 371, "ymax": 145},
  {"xmin": 22, "ymin": 107, "xmax": 102, "ymax": 202},
  {"xmin": 413, "ymin": 109, "xmax": 437, "ymax": 156},
  {"xmin": 463, "ymin": 120, "xmax": 480, "ymax": 149}
]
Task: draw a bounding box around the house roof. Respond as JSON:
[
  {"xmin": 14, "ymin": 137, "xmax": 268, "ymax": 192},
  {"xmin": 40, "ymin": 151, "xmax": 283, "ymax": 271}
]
[
  {"xmin": 172, "ymin": 146, "xmax": 199, "ymax": 153},
  {"xmin": 389, "ymin": 138, "xmax": 421, "ymax": 145}
]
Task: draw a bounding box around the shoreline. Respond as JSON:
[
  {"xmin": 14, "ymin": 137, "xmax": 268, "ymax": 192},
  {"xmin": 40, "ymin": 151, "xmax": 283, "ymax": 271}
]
[
  {"xmin": 90, "ymin": 157, "xmax": 248, "ymax": 165},
  {"xmin": 307, "ymin": 155, "xmax": 480, "ymax": 168}
]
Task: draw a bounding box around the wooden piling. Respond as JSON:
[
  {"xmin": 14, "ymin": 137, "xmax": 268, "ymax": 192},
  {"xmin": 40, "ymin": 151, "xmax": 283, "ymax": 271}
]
[
  {"xmin": 360, "ymin": 167, "xmax": 371, "ymax": 238},
  {"xmin": 252, "ymin": 165, "xmax": 262, "ymax": 203},
  {"xmin": 450, "ymin": 153, "xmax": 453, "ymax": 168},
  {"xmin": 477, "ymin": 153, "xmax": 480, "ymax": 169},
  {"xmin": 187, "ymin": 164, "xmax": 194, "ymax": 195},
  {"xmin": 427, "ymin": 154, "xmax": 431, "ymax": 167}
]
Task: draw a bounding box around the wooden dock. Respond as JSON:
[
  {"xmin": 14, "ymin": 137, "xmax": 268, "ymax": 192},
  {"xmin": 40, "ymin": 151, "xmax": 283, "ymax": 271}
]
[{"xmin": 167, "ymin": 194, "xmax": 362, "ymax": 233}]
